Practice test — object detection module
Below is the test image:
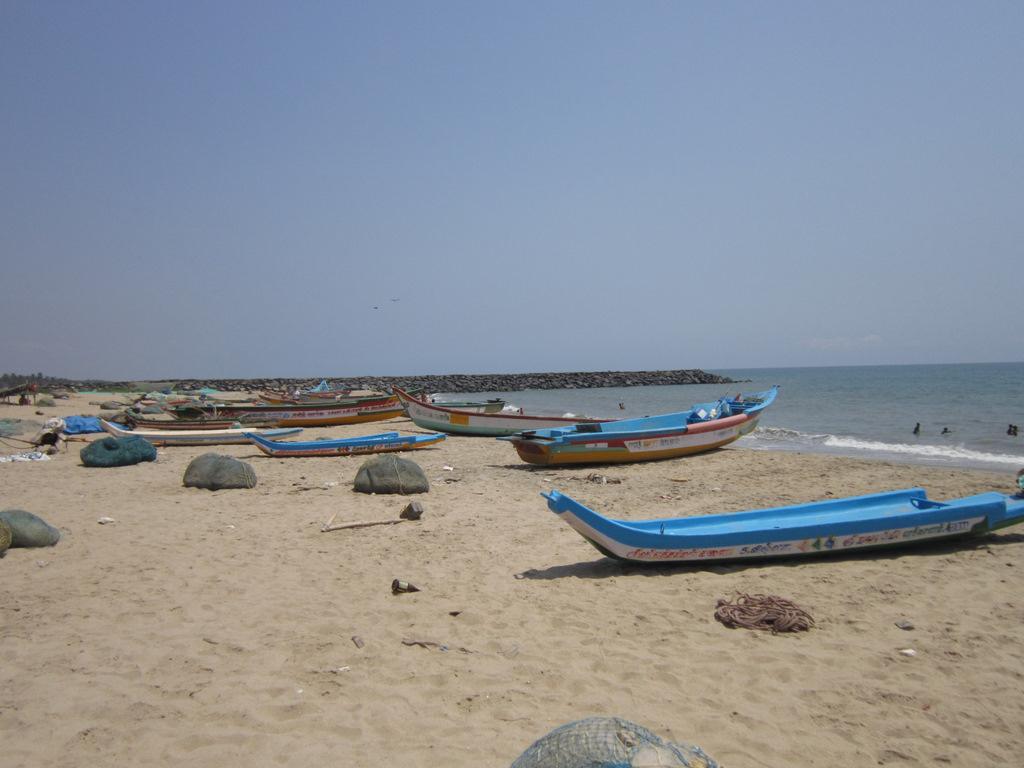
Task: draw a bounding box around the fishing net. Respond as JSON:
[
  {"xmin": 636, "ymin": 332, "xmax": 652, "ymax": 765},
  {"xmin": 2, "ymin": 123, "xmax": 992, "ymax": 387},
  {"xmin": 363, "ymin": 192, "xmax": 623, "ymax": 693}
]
[
  {"xmin": 0, "ymin": 520, "xmax": 12, "ymax": 554},
  {"xmin": 183, "ymin": 454, "xmax": 257, "ymax": 490},
  {"xmin": 80, "ymin": 436, "xmax": 157, "ymax": 467},
  {"xmin": 510, "ymin": 717, "xmax": 718, "ymax": 768},
  {"xmin": 0, "ymin": 419, "xmax": 40, "ymax": 438},
  {"xmin": 714, "ymin": 593, "xmax": 814, "ymax": 633},
  {"xmin": 353, "ymin": 455, "xmax": 428, "ymax": 495},
  {"xmin": 0, "ymin": 510, "xmax": 61, "ymax": 548}
]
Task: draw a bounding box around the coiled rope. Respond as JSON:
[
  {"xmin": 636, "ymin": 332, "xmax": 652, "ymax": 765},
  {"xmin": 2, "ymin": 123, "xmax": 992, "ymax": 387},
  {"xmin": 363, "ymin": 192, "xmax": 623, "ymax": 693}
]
[{"xmin": 714, "ymin": 593, "xmax": 814, "ymax": 633}]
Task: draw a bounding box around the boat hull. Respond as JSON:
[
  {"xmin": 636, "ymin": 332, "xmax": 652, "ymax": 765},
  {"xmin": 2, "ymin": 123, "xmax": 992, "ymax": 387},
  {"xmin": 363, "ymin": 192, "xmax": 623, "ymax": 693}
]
[
  {"xmin": 100, "ymin": 420, "xmax": 303, "ymax": 446},
  {"xmin": 512, "ymin": 412, "xmax": 763, "ymax": 465},
  {"xmin": 394, "ymin": 387, "xmax": 601, "ymax": 437},
  {"xmin": 268, "ymin": 406, "xmax": 405, "ymax": 427},
  {"xmin": 504, "ymin": 387, "xmax": 777, "ymax": 465},
  {"xmin": 258, "ymin": 388, "xmax": 353, "ymax": 404},
  {"xmin": 543, "ymin": 488, "xmax": 1024, "ymax": 564},
  {"xmin": 172, "ymin": 397, "xmax": 404, "ymax": 427},
  {"xmin": 128, "ymin": 416, "xmax": 278, "ymax": 430},
  {"xmin": 246, "ymin": 430, "xmax": 446, "ymax": 457}
]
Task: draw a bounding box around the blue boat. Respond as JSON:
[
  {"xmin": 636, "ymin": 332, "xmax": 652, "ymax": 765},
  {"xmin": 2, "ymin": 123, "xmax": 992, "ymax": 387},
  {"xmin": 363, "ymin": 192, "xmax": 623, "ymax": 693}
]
[
  {"xmin": 246, "ymin": 430, "xmax": 445, "ymax": 457},
  {"xmin": 542, "ymin": 488, "xmax": 1024, "ymax": 563},
  {"xmin": 503, "ymin": 387, "xmax": 778, "ymax": 465}
]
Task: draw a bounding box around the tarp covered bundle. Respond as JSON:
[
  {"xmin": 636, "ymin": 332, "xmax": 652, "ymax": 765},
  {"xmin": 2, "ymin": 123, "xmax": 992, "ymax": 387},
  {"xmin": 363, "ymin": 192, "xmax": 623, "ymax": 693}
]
[
  {"xmin": 510, "ymin": 717, "xmax": 718, "ymax": 768},
  {"xmin": 61, "ymin": 416, "xmax": 106, "ymax": 435}
]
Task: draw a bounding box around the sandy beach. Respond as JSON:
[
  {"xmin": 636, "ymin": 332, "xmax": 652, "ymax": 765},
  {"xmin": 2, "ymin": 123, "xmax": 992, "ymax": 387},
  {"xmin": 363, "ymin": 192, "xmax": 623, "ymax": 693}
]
[{"xmin": 2, "ymin": 392, "xmax": 1023, "ymax": 767}]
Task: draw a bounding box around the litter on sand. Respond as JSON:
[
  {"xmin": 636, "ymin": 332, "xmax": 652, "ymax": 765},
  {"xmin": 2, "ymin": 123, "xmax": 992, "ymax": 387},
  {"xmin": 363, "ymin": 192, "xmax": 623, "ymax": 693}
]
[{"xmin": 0, "ymin": 451, "xmax": 51, "ymax": 463}]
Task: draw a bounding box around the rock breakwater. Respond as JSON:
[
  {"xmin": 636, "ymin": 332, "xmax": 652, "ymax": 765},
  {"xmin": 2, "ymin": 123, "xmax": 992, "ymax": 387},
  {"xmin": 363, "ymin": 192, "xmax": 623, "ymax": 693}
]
[{"xmin": 170, "ymin": 369, "xmax": 734, "ymax": 394}]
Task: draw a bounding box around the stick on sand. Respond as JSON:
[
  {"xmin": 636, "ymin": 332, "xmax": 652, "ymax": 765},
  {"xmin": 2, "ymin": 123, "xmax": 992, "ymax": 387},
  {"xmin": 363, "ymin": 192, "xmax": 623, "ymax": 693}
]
[
  {"xmin": 321, "ymin": 501, "xmax": 424, "ymax": 533},
  {"xmin": 322, "ymin": 517, "xmax": 409, "ymax": 532}
]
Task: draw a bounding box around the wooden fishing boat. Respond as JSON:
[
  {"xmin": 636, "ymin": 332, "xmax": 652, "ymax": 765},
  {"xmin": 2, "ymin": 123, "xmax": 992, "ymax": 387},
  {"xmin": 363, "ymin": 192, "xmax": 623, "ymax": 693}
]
[
  {"xmin": 246, "ymin": 430, "xmax": 446, "ymax": 457},
  {"xmin": 100, "ymin": 420, "xmax": 303, "ymax": 447},
  {"xmin": 304, "ymin": 379, "xmax": 351, "ymax": 396},
  {"xmin": 258, "ymin": 391, "xmax": 355, "ymax": 404},
  {"xmin": 543, "ymin": 488, "xmax": 1024, "ymax": 564},
  {"xmin": 126, "ymin": 413, "xmax": 279, "ymax": 431},
  {"xmin": 502, "ymin": 387, "xmax": 778, "ymax": 465},
  {"xmin": 172, "ymin": 392, "xmax": 392, "ymax": 416},
  {"xmin": 169, "ymin": 394, "xmax": 404, "ymax": 427},
  {"xmin": 393, "ymin": 387, "xmax": 604, "ymax": 437},
  {"xmin": 258, "ymin": 392, "xmax": 302, "ymax": 405},
  {"xmin": 258, "ymin": 380, "xmax": 354, "ymax": 403}
]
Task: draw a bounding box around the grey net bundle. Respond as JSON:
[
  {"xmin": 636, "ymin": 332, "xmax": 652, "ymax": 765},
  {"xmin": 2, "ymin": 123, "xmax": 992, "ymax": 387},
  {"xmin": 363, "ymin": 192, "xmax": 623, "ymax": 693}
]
[{"xmin": 510, "ymin": 717, "xmax": 718, "ymax": 768}]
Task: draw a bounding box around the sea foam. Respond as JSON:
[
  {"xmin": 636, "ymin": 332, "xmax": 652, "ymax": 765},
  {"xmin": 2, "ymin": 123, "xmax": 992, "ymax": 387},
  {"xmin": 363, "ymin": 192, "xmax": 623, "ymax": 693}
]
[{"xmin": 744, "ymin": 426, "xmax": 1024, "ymax": 468}]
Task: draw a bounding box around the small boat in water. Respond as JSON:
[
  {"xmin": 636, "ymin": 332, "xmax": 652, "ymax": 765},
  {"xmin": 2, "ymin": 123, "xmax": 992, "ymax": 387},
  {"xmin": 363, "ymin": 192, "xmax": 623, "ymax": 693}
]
[
  {"xmin": 542, "ymin": 488, "xmax": 1024, "ymax": 564},
  {"xmin": 246, "ymin": 430, "xmax": 446, "ymax": 457},
  {"xmin": 393, "ymin": 387, "xmax": 604, "ymax": 437},
  {"xmin": 100, "ymin": 420, "xmax": 303, "ymax": 447},
  {"xmin": 502, "ymin": 387, "xmax": 778, "ymax": 465}
]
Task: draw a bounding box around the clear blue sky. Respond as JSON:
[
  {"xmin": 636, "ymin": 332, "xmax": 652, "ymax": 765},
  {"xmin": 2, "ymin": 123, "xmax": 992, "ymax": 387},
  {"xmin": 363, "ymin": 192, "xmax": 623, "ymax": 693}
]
[{"xmin": 2, "ymin": 2, "xmax": 1021, "ymax": 379}]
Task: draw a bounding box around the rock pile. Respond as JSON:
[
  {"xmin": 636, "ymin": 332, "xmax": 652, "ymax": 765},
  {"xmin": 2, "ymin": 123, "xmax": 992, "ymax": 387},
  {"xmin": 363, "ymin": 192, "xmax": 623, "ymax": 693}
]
[{"xmin": 170, "ymin": 368, "xmax": 735, "ymax": 394}]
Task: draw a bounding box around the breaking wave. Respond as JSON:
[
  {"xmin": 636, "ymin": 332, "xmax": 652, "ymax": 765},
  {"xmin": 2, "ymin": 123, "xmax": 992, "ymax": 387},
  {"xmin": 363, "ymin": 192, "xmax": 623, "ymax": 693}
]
[
  {"xmin": 743, "ymin": 426, "xmax": 1024, "ymax": 468},
  {"xmin": 746, "ymin": 426, "xmax": 830, "ymax": 444}
]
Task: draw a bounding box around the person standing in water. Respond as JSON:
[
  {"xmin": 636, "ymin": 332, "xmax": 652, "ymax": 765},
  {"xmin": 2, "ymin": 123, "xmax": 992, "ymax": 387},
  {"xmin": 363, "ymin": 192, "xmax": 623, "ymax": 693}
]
[{"xmin": 913, "ymin": 423, "xmax": 920, "ymax": 435}]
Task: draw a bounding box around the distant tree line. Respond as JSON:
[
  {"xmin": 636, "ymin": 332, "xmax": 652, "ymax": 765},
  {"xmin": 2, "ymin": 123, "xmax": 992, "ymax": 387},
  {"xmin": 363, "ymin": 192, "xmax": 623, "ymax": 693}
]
[
  {"xmin": 0, "ymin": 372, "xmax": 129, "ymax": 390},
  {"xmin": 1, "ymin": 372, "xmax": 56, "ymax": 387}
]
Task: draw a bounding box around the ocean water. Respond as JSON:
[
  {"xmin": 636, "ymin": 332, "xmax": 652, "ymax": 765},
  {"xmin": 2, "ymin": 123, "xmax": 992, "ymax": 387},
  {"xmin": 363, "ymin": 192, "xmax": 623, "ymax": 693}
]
[{"xmin": 438, "ymin": 362, "xmax": 1024, "ymax": 473}]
